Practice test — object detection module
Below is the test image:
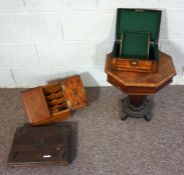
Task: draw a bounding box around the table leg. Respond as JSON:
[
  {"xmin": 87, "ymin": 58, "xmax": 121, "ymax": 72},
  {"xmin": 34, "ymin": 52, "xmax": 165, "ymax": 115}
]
[
  {"xmin": 122, "ymin": 95, "xmax": 154, "ymax": 121},
  {"xmin": 129, "ymin": 95, "xmax": 147, "ymax": 107}
]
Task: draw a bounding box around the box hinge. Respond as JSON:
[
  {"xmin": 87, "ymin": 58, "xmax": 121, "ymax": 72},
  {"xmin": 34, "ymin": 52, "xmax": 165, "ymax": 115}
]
[
  {"xmin": 149, "ymin": 41, "xmax": 158, "ymax": 45},
  {"xmin": 116, "ymin": 33, "xmax": 124, "ymax": 56}
]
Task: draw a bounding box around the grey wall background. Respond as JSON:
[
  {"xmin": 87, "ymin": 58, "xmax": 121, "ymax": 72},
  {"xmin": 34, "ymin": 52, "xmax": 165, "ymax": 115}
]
[{"xmin": 0, "ymin": 0, "xmax": 183, "ymax": 87}]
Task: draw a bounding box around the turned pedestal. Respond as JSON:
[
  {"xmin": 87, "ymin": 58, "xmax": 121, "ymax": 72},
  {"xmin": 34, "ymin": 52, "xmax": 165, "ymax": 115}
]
[
  {"xmin": 105, "ymin": 52, "xmax": 176, "ymax": 121},
  {"xmin": 122, "ymin": 95, "xmax": 153, "ymax": 121}
]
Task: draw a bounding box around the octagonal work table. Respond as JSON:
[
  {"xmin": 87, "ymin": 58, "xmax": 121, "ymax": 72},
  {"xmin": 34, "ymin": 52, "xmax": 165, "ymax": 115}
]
[{"xmin": 105, "ymin": 52, "xmax": 176, "ymax": 121}]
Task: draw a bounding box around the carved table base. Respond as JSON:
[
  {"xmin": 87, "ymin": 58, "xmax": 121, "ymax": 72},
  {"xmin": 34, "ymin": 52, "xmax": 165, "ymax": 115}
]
[{"xmin": 122, "ymin": 95, "xmax": 154, "ymax": 121}]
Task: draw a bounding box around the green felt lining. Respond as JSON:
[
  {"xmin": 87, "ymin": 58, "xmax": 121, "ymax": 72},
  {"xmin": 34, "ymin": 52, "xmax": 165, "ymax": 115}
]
[
  {"xmin": 113, "ymin": 8, "xmax": 161, "ymax": 60},
  {"xmin": 120, "ymin": 31, "xmax": 150, "ymax": 59},
  {"xmin": 113, "ymin": 41, "xmax": 159, "ymax": 61},
  {"xmin": 116, "ymin": 9, "xmax": 162, "ymax": 42}
]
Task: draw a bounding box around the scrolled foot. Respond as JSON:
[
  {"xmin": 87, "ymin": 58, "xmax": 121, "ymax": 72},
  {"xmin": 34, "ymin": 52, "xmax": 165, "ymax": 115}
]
[
  {"xmin": 144, "ymin": 112, "xmax": 153, "ymax": 121},
  {"xmin": 121, "ymin": 112, "xmax": 128, "ymax": 121}
]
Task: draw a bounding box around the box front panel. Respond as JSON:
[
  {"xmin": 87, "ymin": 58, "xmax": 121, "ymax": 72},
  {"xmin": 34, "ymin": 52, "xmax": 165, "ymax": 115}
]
[{"xmin": 22, "ymin": 88, "xmax": 51, "ymax": 124}]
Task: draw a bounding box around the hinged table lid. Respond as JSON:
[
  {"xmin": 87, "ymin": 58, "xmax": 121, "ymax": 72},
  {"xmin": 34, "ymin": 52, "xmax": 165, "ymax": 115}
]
[{"xmin": 116, "ymin": 8, "xmax": 162, "ymax": 42}]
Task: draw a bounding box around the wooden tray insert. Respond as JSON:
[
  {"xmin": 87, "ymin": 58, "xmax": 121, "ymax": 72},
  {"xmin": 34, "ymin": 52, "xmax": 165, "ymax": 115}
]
[
  {"xmin": 22, "ymin": 75, "xmax": 88, "ymax": 126},
  {"xmin": 42, "ymin": 83, "xmax": 69, "ymax": 115}
]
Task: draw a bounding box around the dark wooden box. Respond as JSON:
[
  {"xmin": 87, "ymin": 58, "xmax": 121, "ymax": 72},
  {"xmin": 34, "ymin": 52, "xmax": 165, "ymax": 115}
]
[
  {"xmin": 22, "ymin": 75, "xmax": 88, "ymax": 126},
  {"xmin": 7, "ymin": 122, "xmax": 77, "ymax": 167},
  {"xmin": 111, "ymin": 8, "xmax": 162, "ymax": 73}
]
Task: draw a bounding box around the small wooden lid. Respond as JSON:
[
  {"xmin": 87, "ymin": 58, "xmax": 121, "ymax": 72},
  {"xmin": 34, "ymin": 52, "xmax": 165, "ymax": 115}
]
[{"xmin": 61, "ymin": 75, "xmax": 88, "ymax": 110}]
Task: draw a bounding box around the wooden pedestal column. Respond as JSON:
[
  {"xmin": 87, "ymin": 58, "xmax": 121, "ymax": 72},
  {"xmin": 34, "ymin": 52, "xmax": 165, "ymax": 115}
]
[
  {"xmin": 129, "ymin": 95, "xmax": 147, "ymax": 107},
  {"xmin": 121, "ymin": 95, "xmax": 153, "ymax": 121}
]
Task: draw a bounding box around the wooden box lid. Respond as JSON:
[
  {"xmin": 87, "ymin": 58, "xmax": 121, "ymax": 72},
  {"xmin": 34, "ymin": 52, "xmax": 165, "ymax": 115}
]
[
  {"xmin": 7, "ymin": 122, "xmax": 77, "ymax": 167},
  {"xmin": 116, "ymin": 8, "xmax": 162, "ymax": 42},
  {"xmin": 61, "ymin": 75, "xmax": 88, "ymax": 110}
]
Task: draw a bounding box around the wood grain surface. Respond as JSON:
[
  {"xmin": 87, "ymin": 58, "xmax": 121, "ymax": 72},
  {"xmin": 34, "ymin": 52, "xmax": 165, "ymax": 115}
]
[
  {"xmin": 105, "ymin": 52, "xmax": 176, "ymax": 95},
  {"xmin": 61, "ymin": 75, "xmax": 88, "ymax": 110},
  {"xmin": 22, "ymin": 75, "xmax": 88, "ymax": 126},
  {"xmin": 111, "ymin": 57, "xmax": 158, "ymax": 73},
  {"xmin": 22, "ymin": 87, "xmax": 51, "ymax": 124},
  {"xmin": 7, "ymin": 122, "xmax": 76, "ymax": 167}
]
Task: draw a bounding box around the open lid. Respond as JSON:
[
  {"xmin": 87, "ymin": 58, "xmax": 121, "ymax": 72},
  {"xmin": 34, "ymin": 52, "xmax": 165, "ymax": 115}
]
[
  {"xmin": 22, "ymin": 87, "xmax": 51, "ymax": 124},
  {"xmin": 61, "ymin": 75, "xmax": 88, "ymax": 111},
  {"xmin": 116, "ymin": 8, "xmax": 162, "ymax": 42}
]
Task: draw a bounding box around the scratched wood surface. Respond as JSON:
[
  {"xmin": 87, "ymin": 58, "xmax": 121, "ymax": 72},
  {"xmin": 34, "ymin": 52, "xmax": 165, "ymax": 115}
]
[{"xmin": 7, "ymin": 122, "xmax": 77, "ymax": 167}]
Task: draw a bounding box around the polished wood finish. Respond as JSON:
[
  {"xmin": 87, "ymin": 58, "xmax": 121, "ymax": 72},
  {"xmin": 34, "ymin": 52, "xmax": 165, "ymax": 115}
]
[
  {"xmin": 42, "ymin": 82, "xmax": 60, "ymax": 95},
  {"xmin": 62, "ymin": 76, "xmax": 88, "ymax": 110},
  {"xmin": 45, "ymin": 91, "xmax": 64, "ymax": 101},
  {"xmin": 111, "ymin": 57, "xmax": 158, "ymax": 73},
  {"xmin": 7, "ymin": 122, "xmax": 77, "ymax": 167},
  {"xmin": 32, "ymin": 109, "xmax": 71, "ymax": 126},
  {"xmin": 105, "ymin": 52, "xmax": 176, "ymax": 95},
  {"xmin": 22, "ymin": 75, "xmax": 88, "ymax": 126},
  {"xmin": 22, "ymin": 87, "xmax": 51, "ymax": 124},
  {"xmin": 105, "ymin": 51, "xmax": 176, "ymax": 120}
]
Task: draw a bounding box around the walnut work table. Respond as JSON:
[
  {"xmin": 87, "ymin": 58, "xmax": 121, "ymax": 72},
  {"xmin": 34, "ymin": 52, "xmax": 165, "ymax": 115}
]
[{"xmin": 105, "ymin": 52, "xmax": 176, "ymax": 121}]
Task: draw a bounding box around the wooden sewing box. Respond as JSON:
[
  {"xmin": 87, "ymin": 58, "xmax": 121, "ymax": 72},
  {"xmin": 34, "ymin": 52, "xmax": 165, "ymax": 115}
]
[{"xmin": 22, "ymin": 75, "xmax": 88, "ymax": 126}]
